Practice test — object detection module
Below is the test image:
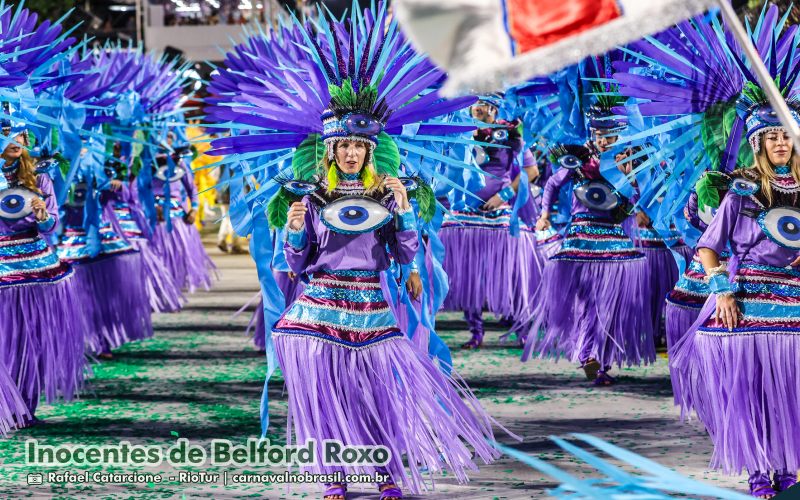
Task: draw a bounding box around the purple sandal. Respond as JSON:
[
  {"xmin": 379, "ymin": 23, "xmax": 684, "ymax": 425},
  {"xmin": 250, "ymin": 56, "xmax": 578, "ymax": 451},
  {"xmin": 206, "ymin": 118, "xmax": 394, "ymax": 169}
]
[
  {"xmin": 323, "ymin": 483, "xmax": 347, "ymax": 500},
  {"xmin": 379, "ymin": 484, "xmax": 402, "ymax": 500},
  {"xmin": 774, "ymin": 470, "xmax": 797, "ymax": 492},
  {"xmin": 749, "ymin": 472, "xmax": 777, "ymax": 498},
  {"xmin": 461, "ymin": 332, "xmax": 483, "ymax": 349},
  {"xmin": 593, "ymin": 371, "xmax": 616, "ymax": 386}
]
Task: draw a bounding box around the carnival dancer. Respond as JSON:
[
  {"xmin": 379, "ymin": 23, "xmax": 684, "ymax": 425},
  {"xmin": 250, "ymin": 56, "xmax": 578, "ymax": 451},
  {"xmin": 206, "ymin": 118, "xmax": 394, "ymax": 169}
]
[
  {"xmin": 671, "ymin": 98, "xmax": 800, "ymax": 499},
  {"xmin": 58, "ymin": 154, "xmax": 153, "ymax": 358},
  {"xmin": 149, "ymin": 140, "xmax": 216, "ymax": 293},
  {"xmin": 106, "ymin": 154, "xmax": 184, "ymax": 313},
  {"xmin": 439, "ymin": 95, "xmax": 540, "ymax": 349},
  {"xmin": 527, "ymin": 136, "xmax": 654, "ymax": 386},
  {"xmin": 206, "ymin": 3, "xmax": 515, "ymax": 497},
  {"xmin": 0, "ymin": 131, "xmax": 85, "ymax": 422}
]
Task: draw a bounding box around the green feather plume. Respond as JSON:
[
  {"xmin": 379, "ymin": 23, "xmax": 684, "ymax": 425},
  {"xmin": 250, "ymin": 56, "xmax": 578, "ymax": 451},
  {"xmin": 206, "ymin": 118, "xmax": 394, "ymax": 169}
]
[
  {"xmin": 292, "ymin": 134, "xmax": 324, "ymax": 181},
  {"xmin": 695, "ymin": 171, "xmax": 730, "ymax": 212},
  {"xmin": 267, "ymin": 187, "xmax": 294, "ymax": 229},
  {"xmin": 413, "ymin": 179, "xmax": 436, "ymax": 223},
  {"xmin": 373, "ymin": 132, "xmax": 400, "ymax": 177}
]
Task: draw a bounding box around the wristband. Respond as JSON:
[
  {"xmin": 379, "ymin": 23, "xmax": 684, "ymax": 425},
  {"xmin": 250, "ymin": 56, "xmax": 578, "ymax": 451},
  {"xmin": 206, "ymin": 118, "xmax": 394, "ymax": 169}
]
[
  {"xmin": 36, "ymin": 215, "xmax": 55, "ymax": 232},
  {"xmin": 707, "ymin": 273, "xmax": 734, "ymax": 295},
  {"xmin": 707, "ymin": 263, "xmax": 727, "ymax": 277},
  {"xmin": 498, "ymin": 186, "xmax": 515, "ymax": 202},
  {"xmin": 396, "ymin": 206, "xmax": 416, "ymax": 232},
  {"xmin": 285, "ymin": 226, "xmax": 307, "ymax": 249}
]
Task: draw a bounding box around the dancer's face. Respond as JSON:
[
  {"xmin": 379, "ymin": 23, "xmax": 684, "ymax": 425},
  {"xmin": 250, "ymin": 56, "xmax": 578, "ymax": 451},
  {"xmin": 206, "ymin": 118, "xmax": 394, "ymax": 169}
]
[
  {"xmin": 471, "ymin": 102, "xmax": 497, "ymax": 124},
  {"xmin": 593, "ymin": 131, "xmax": 618, "ymax": 153},
  {"xmin": 764, "ymin": 129, "xmax": 792, "ymax": 166},
  {"xmin": 1, "ymin": 132, "xmax": 27, "ymax": 161},
  {"xmin": 335, "ymin": 140, "xmax": 367, "ymax": 174}
]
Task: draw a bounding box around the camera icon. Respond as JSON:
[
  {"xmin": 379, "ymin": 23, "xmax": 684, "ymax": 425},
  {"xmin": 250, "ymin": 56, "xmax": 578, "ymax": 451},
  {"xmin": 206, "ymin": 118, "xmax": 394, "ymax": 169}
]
[{"xmin": 27, "ymin": 473, "xmax": 43, "ymax": 485}]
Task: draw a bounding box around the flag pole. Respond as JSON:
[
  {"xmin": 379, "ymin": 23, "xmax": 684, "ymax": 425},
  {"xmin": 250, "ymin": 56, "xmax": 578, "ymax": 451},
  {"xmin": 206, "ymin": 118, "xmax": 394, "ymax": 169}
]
[{"xmin": 717, "ymin": 0, "xmax": 800, "ymax": 153}]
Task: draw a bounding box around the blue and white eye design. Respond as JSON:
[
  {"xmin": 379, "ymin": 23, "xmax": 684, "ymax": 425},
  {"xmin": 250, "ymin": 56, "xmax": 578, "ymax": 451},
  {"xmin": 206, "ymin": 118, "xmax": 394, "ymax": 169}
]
[
  {"xmin": 283, "ymin": 180, "xmax": 317, "ymax": 196},
  {"xmin": 558, "ymin": 154, "xmax": 583, "ymax": 170},
  {"xmin": 69, "ymin": 182, "xmax": 88, "ymax": 207},
  {"xmin": 35, "ymin": 157, "xmax": 58, "ymax": 175},
  {"xmin": 729, "ymin": 178, "xmax": 759, "ymax": 196},
  {"xmin": 321, "ymin": 196, "xmax": 392, "ymax": 234},
  {"xmin": 754, "ymin": 106, "xmax": 779, "ymax": 124},
  {"xmin": 0, "ymin": 187, "xmax": 35, "ymax": 220},
  {"xmin": 574, "ymin": 181, "xmax": 620, "ymax": 211},
  {"xmin": 399, "ymin": 177, "xmax": 418, "ymax": 192},
  {"xmin": 698, "ymin": 204, "xmax": 718, "ymax": 226},
  {"xmin": 758, "ymin": 206, "xmax": 800, "ymax": 249},
  {"xmin": 343, "ymin": 113, "xmax": 383, "ymax": 136},
  {"xmin": 492, "ymin": 129, "xmax": 509, "ymax": 142},
  {"xmin": 155, "ymin": 165, "xmax": 186, "ymax": 182},
  {"xmin": 473, "ymin": 146, "xmax": 489, "ymax": 165}
]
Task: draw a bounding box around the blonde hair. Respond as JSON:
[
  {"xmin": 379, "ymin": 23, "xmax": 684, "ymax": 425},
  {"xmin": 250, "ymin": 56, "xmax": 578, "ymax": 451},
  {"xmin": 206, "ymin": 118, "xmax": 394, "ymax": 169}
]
[
  {"xmin": 751, "ymin": 135, "xmax": 800, "ymax": 206},
  {"xmin": 321, "ymin": 144, "xmax": 381, "ymax": 195},
  {"xmin": 14, "ymin": 150, "xmax": 41, "ymax": 195}
]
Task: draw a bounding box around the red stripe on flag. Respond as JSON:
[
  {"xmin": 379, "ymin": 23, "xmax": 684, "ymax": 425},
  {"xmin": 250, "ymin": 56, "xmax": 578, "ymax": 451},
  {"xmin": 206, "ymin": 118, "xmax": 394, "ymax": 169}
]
[{"xmin": 506, "ymin": 0, "xmax": 622, "ymax": 53}]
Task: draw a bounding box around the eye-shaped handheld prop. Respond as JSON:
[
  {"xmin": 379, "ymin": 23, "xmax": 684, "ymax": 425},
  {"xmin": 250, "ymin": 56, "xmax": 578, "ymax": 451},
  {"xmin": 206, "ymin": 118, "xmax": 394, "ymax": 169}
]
[
  {"xmin": 398, "ymin": 177, "xmax": 418, "ymax": 192},
  {"xmin": 321, "ymin": 196, "xmax": 393, "ymax": 234},
  {"xmin": 729, "ymin": 178, "xmax": 759, "ymax": 196},
  {"xmin": 758, "ymin": 206, "xmax": 800, "ymax": 249},
  {"xmin": 473, "ymin": 146, "xmax": 489, "ymax": 166},
  {"xmin": 574, "ymin": 180, "xmax": 621, "ymax": 211},
  {"xmin": 558, "ymin": 154, "xmax": 583, "ymax": 170},
  {"xmin": 282, "ymin": 180, "xmax": 318, "ymax": 196},
  {"xmin": 492, "ymin": 129, "xmax": 509, "ymax": 142},
  {"xmin": 0, "ymin": 187, "xmax": 36, "ymax": 220},
  {"xmin": 154, "ymin": 164, "xmax": 186, "ymax": 182},
  {"xmin": 698, "ymin": 204, "xmax": 717, "ymax": 227}
]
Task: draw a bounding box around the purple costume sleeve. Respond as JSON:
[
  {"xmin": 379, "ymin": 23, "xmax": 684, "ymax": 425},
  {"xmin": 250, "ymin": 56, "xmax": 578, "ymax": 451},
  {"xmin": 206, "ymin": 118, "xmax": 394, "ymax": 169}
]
[
  {"xmin": 380, "ymin": 205, "xmax": 418, "ymax": 265},
  {"xmin": 36, "ymin": 174, "xmax": 59, "ymax": 235},
  {"xmin": 541, "ymin": 167, "xmax": 572, "ymax": 212},
  {"xmin": 180, "ymin": 161, "xmax": 198, "ymax": 208},
  {"xmin": 283, "ymin": 197, "xmax": 317, "ymax": 274},
  {"xmin": 696, "ymin": 193, "xmax": 740, "ymax": 256},
  {"xmin": 521, "ymin": 148, "xmax": 536, "ymax": 167}
]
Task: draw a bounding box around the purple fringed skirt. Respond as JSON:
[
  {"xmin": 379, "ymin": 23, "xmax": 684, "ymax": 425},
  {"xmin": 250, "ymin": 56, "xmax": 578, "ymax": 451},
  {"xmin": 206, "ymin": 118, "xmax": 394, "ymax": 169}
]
[
  {"xmin": 439, "ymin": 207, "xmax": 540, "ymax": 319},
  {"xmin": 151, "ymin": 218, "xmax": 216, "ymax": 293},
  {"xmin": 131, "ymin": 239, "xmax": 185, "ymax": 313},
  {"xmin": 0, "ymin": 230, "xmax": 87, "ymax": 415},
  {"xmin": 671, "ymin": 262, "xmax": 800, "ymax": 474},
  {"xmin": 635, "ymin": 229, "xmax": 694, "ymax": 339},
  {"xmin": 272, "ymin": 270, "xmax": 504, "ymax": 493},
  {"xmin": 523, "ymin": 214, "xmax": 655, "ymax": 368},
  {"xmin": 71, "ymin": 252, "xmax": 153, "ymax": 354},
  {"xmin": 0, "ymin": 364, "xmax": 28, "ymax": 434}
]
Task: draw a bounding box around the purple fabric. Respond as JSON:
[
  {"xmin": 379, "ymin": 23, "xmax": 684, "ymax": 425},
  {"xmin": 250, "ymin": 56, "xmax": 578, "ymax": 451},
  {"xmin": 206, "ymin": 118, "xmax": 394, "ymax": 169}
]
[
  {"xmin": 151, "ymin": 220, "xmax": 216, "ymax": 293},
  {"xmin": 284, "ymin": 197, "xmax": 418, "ymax": 275},
  {"xmin": 150, "ymin": 160, "xmax": 197, "ymax": 212},
  {"xmin": 474, "ymin": 137, "xmax": 534, "ymax": 203},
  {"xmin": 0, "ymin": 274, "xmax": 87, "ymax": 416},
  {"xmin": 697, "ymin": 193, "xmax": 797, "ymax": 267},
  {"xmin": 523, "ymin": 257, "xmax": 655, "ymax": 369},
  {"xmin": 0, "ymin": 363, "xmax": 28, "ymax": 434},
  {"xmin": 74, "ymin": 253, "xmax": 153, "ymax": 355},
  {"xmin": 641, "ymin": 244, "xmax": 694, "ymax": 339},
  {"xmin": 275, "ymin": 335, "xmax": 502, "ymax": 493},
  {"xmin": 130, "ymin": 239, "xmax": 185, "ymax": 313},
  {"xmin": 0, "ymin": 174, "xmax": 60, "ymax": 235},
  {"xmin": 670, "ymin": 190, "xmax": 800, "ymax": 474},
  {"xmin": 440, "ymin": 227, "xmax": 540, "ymax": 320}
]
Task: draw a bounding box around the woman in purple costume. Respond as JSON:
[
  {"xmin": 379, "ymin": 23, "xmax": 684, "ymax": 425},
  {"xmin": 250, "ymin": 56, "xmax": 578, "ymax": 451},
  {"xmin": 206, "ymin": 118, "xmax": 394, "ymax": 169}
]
[
  {"xmin": 0, "ymin": 132, "xmax": 85, "ymax": 424},
  {"xmin": 106, "ymin": 153, "xmax": 184, "ymax": 313},
  {"xmin": 58, "ymin": 163, "xmax": 153, "ymax": 358},
  {"xmin": 526, "ymin": 137, "xmax": 654, "ymax": 386},
  {"xmin": 439, "ymin": 96, "xmax": 541, "ymax": 349},
  {"xmin": 671, "ymin": 108, "xmax": 800, "ymax": 498},
  {"xmin": 150, "ymin": 146, "xmax": 216, "ymax": 293},
  {"xmin": 275, "ymin": 135, "xmax": 506, "ymax": 499}
]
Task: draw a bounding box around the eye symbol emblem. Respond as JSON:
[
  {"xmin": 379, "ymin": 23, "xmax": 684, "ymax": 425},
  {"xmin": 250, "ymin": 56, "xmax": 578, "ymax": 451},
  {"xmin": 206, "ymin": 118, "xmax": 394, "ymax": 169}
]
[
  {"xmin": 283, "ymin": 180, "xmax": 317, "ymax": 196},
  {"xmin": 399, "ymin": 177, "xmax": 418, "ymax": 191},
  {"xmin": 730, "ymin": 178, "xmax": 759, "ymax": 195},
  {"xmin": 574, "ymin": 181, "xmax": 620, "ymax": 211},
  {"xmin": 0, "ymin": 188, "xmax": 35, "ymax": 220},
  {"xmin": 155, "ymin": 165, "xmax": 186, "ymax": 182},
  {"xmin": 492, "ymin": 129, "xmax": 509, "ymax": 142},
  {"xmin": 558, "ymin": 154, "xmax": 582, "ymax": 170},
  {"xmin": 754, "ymin": 107, "xmax": 780, "ymax": 124},
  {"xmin": 321, "ymin": 196, "xmax": 393, "ymax": 234},
  {"xmin": 343, "ymin": 113, "xmax": 383, "ymax": 136},
  {"xmin": 759, "ymin": 206, "xmax": 800, "ymax": 249}
]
